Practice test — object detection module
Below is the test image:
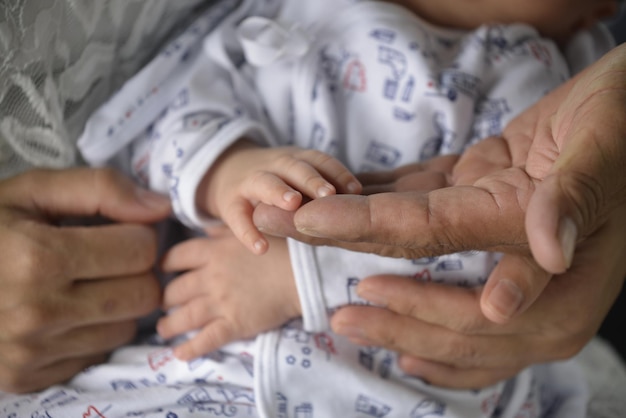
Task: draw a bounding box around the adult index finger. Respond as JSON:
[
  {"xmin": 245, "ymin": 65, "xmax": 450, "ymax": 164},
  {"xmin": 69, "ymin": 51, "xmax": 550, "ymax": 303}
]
[{"xmin": 1, "ymin": 168, "xmax": 170, "ymax": 223}]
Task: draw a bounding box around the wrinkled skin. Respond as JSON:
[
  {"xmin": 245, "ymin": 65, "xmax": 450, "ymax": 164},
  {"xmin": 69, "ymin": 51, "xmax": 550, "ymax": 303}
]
[
  {"xmin": 254, "ymin": 44, "xmax": 626, "ymax": 388},
  {"xmin": 0, "ymin": 168, "xmax": 170, "ymax": 393}
]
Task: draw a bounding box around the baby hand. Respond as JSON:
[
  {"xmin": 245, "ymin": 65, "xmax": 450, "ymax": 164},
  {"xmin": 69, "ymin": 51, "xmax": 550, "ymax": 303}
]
[
  {"xmin": 197, "ymin": 140, "xmax": 361, "ymax": 254},
  {"xmin": 157, "ymin": 229, "xmax": 300, "ymax": 361}
]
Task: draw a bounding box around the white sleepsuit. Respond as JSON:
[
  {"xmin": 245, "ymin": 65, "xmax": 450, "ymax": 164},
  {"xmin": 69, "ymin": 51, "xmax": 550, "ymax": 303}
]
[{"xmin": 1, "ymin": 0, "xmax": 614, "ymax": 417}]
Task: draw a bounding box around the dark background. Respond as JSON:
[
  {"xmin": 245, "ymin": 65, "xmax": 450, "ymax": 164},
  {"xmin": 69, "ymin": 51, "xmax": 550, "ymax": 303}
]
[
  {"xmin": 607, "ymin": 5, "xmax": 626, "ymax": 45},
  {"xmin": 600, "ymin": 282, "xmax": 626, "ymax": 362},
  {"xmin": 597, "ymin": 10, "xmax": 625, "ymax": 361}
]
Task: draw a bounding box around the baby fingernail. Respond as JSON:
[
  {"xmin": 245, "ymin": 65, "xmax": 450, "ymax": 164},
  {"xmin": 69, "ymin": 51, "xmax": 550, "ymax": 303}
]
[
  {"xmin": 254, "ymin": 239, "xmax": 267, "ymax": 253},
  {"xmin": 347, "ymin": 181, "xmax": 361, "ymax": 194},
  {"xmin": 283, "ymin": 190, "xmax": 300, "ymax": 203},
  {"xmin": 317, "ymin": 185, "xmax": 334, "ymax": 197}
]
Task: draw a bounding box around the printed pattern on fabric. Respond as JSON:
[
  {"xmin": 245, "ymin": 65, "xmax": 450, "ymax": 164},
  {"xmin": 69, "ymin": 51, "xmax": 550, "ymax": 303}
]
[
  {"xmin": 0, "ymin": 339, "xmax": 260, "ymax": 418},
  {"xmin": 76, "ymin": 1, "xmax": 587, "ymax": 417},
  {"xmin": 0, "ymin": 0, "xmax": 611, "ymax": 417}
]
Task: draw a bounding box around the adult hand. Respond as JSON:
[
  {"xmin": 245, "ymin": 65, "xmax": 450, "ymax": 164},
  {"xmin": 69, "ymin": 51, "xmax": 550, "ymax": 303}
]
[
  {"xmin": 0, "ymin": 168, "xmax": 171, "ymax": 393},
  {"xmin": 330, "ymin": 203, "xmax": 626, "ymax": 388},
  {"xmin": 255, "ymin": 43, "xmax": 626, "ymax": 321},
  {"xmin": 254, "ymin": 44, "xmax": 626, "ymax": 387}
]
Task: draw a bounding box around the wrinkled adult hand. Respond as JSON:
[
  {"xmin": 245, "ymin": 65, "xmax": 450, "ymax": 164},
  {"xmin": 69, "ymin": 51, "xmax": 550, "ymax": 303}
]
[
  {"xmin": 330, "ymin": 203, "xmax": 626, "ymax": 388},
  {"xmin": 255, "ymin": 43, "xmax": 626, "ymax": 321},
  {"xmin": 254, "ymin": 44, "xmax": 626, "ymax": 388},
  {"xmin": 0, "ymin": 168, "xmax": 171, "ymax": 393}
]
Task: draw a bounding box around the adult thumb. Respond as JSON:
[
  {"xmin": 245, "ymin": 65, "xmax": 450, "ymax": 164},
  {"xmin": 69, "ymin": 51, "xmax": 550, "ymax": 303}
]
[
  {"xmin": 526, "ymin": 45, "xmax": 626, "ymax": 273},
  {"xmin": 525, "ymin": 167, "xmax": 626, "ymax": 274},
  {"xmin": 525, "ymin": 120, "xmax": 626, "ymax": 273}
]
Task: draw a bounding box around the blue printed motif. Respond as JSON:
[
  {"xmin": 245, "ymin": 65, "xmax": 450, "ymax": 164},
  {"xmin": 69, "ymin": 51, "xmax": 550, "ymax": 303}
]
[
  {"xmin": 16, "ymin": 1, "xmax": 571, "ymax": 418},
  {"xmin": 355, "ymin": 394, "xmax": 392, "ymax": 417},
  {"xmin": 411, "ymin": 399, "xmax": 446, "ymax": 418}
]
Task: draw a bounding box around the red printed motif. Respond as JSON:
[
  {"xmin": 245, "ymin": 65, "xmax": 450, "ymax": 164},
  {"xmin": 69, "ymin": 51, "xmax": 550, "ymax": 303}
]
[
  {"xmin": 343, "ymin": 60, "xmax": 367, "ymax": 91},
  {"xmin": 82, "ymin": 405, "xmax": 106, "ymax": 418},
  {"xmin": 413, "ymin": 269, "xmax": 432, "ymax": 282},
  {"xmin": 148, "ymin": 348, "xmax": 175, "ymax": 371}
]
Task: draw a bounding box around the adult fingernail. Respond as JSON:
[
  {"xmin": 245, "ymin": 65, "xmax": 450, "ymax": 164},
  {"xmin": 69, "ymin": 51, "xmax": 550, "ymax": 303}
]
[
  {"xmin": 135, "ymin": 187, "xmax": 170, "ymax": 210},
  {"xmin": 295, "ymin": 223, "xmax": 324, "ymax": 237},
  {"xmin": 486, "ymin": 279, "xmax": 523, "ymax": 321},
  {"xmin": 347, "ymin": 181, "xmax": 362, "ymax": 194},
  {"xmin": 559, "ymin": 217, "xmax": 577, "ymax": 269}
]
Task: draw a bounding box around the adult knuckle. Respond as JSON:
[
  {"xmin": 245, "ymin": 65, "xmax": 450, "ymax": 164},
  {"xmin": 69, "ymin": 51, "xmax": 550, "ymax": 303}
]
[
  {"xmin": 8, "ymin": 305, "xmax": 52, "ymax": 339},
  {"xmin": 11, "ymin": 235, "xmax": 65, "ymax": 285},
  {"xmin": 136, "ymin": 276, "xmax": 162, "ymax": 313},
  {"xmin": 0, "ymin": 322, "xmax": 21, "ymax": 342},
  {"xmin": 449, "ymin": 313, "xmax": 484, "ymax": 335},
  {"xmin": 131, "ymin": 228, "xmax": 159, "ymax": 268},
  {"xmin": 93, "ymin": 166, "xmax": 121, "ymax": 186},
  {"xmin": 9, "ymin": 239, "xmax": 45, "ymax": 284},
  {"xmin": 0, "ymin": 370, "xmax": 35, "ymax": 394},
  {"xmin": 8, "ymin": 169, "xmax": 43, "ymax": 192},
  {"xmin": 391, "ymin": 297, "xmax": 425, "ymax": 322},
  {"xmin": 441, "ymin": 337, "xmax": 484, "ymax": 367},
  {"xmin": 106, "ymin": 276, "xmax": 160, "ymax": 317},
  {"xmin": 367, "ymin": 326, "xmax": 400, "ymax": 351},
  {"xmin": 1, "ymin": 343, "xmax": 40, "ymax": 368},
  {"xmin": 397, "ymin": 298, "xmax": 421, "ymax": 318}
]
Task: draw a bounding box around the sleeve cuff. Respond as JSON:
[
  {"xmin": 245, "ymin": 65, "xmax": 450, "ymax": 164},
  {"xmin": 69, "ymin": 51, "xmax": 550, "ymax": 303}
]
[
  {"xmin": 287, "ymin": 238, "xmax": 330, "ymax": 333},
  {"xmin": 175, "ymin": 118, "xmax": 275, "ymax": 228}
]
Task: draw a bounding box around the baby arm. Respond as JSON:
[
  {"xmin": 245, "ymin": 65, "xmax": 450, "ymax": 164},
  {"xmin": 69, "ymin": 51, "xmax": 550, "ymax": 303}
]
[
  {"xmin": 157, "ymin": 228, "xmax": 300, "ymax": 361},
  {"xmin": 196, "ymin": 139, "xmax": 361, "ymax": 254}
]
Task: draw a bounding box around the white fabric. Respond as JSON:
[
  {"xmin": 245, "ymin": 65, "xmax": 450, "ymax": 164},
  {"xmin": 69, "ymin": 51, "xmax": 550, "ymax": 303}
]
[
  {"xmin": 0, "ymin": 0, "xmax": 208, "ymax": 178},
  {"xmin": 578, "ymin": 337, "xmax": 626, "ymax": 417},
  {"xmin": 0, "ymin": 0, "xmax": 617, "ymax": 417}
]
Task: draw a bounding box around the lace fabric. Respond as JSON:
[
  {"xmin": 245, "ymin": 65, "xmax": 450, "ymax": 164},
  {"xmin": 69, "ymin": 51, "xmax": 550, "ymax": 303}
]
[{"xmin": 0, "ymin": 0, "xmax": 208, "ymax": 178}]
